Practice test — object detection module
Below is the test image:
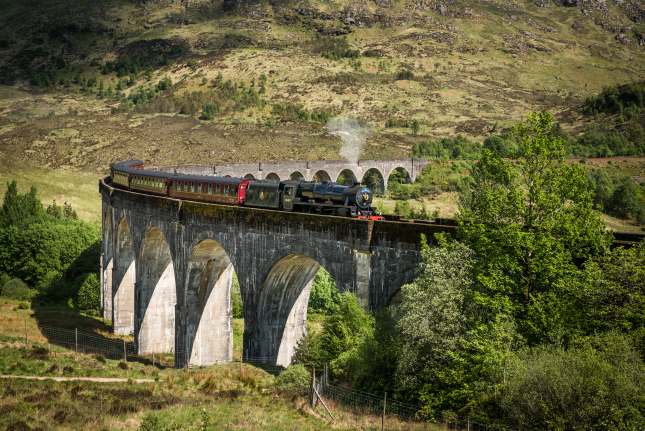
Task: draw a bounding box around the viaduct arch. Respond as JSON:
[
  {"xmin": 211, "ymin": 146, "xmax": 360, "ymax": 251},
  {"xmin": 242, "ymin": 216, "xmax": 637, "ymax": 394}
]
[
  {"xmin": 100, "ymin": 166, "xmax": 451, "ymax": 368},
  {"xmin": 165, "ymin": 159, "xmax": 429, "ymax": 191}
]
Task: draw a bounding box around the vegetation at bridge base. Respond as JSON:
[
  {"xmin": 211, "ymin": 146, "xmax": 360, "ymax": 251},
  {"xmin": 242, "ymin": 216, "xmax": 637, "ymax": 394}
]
[
  {"xmin": 0, "ymin": 180, "xmax": 101, "ymax": 313},
  {"xmin": 294, "ymin": 112, "xmax": 645, "ymax": 429}
]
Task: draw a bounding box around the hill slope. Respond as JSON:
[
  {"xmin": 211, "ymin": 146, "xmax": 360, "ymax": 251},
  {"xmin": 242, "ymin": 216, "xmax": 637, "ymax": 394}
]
[{"xmin": 0, "ymin": 0, "xmax": 644, "ymax": 170}]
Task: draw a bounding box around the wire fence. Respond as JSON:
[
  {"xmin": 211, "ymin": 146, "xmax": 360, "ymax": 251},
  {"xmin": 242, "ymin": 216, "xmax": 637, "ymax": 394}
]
[
  {"xmin": 11, "ymin": 323, "xmax": 512, "ymax": 430},
  {"xmin": 311, "ymin": 365, "xmax": 513, "ymax": 431}
]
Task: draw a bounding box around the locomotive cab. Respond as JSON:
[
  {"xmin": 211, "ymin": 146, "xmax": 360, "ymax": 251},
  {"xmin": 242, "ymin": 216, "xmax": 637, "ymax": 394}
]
[{"xmin": 281, "ymin": 182, "xmax": 297, "ymax": 211}]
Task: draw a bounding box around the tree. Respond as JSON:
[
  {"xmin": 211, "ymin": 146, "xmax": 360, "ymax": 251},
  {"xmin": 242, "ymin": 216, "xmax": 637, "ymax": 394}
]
[
  {"xmin": 458, "ymin": 112, "xmax": 611, "ymax": 345},
  {"xmin": 1, "ymin": 181, "xmax": 44, "ymax": 227},
  {"xmin": 498, "ymin": 333, "xmax": 644, "ymax": 430},
  {"xmin": 317, "ymin": 293, "xmax": 373, "ymax": 378},
  {"xmin": 567, "ymin": 243, "xmax": 645, "ymax": 338},
  {"xmin": 76, "ymin": 272, "xmax": 100, "ymax": 311},
  {"xmin": 308, "ymin": 268, "xmax": 340, "ymax": 314}
]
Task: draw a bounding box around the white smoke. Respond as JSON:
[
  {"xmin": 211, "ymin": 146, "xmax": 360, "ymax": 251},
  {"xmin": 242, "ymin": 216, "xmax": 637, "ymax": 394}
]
[{"xmin": 326, "ymin": 117, "xmax": 370, "ymax": 164}]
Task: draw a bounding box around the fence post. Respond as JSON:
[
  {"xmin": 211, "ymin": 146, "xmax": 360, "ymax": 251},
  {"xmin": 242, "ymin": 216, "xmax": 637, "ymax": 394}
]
[
  {"xmin": 467, "ymin": 418, "xmax": 470, "ymax": 431},
  {"xmin": 75, "ymin": 328, "xmax": 78, "ymax": 353},
  {"xmin": 381, "ymin": 391, "xmax": 387, "ymax": 431},
  {"xmin": 311, "ymin": 368, "xmax": 316, "ymax": 408},
  {"xmin": 123, "ymin": 339, "xmax": 127, "ymax": 362}
]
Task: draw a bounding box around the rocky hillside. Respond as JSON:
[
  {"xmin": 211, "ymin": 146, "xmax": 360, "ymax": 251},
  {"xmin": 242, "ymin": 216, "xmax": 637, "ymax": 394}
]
[{"xmin": 0, "ymin": 0, "xmax": 643, "ymax": 171}]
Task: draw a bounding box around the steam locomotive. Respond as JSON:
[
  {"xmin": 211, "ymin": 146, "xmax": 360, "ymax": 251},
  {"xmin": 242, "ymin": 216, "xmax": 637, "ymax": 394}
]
[{"xmin": 110, "ymin": 160, "xmax": 383, "ymax": 219}]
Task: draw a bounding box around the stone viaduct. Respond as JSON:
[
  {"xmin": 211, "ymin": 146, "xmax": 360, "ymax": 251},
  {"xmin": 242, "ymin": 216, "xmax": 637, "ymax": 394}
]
[
  {"xmin": 100, "ymin": 164, "xmax": 452, "ymax": 369},
  {"xmin": 160, "ymin": 159, "xmax": 432, "ymax": 193}
]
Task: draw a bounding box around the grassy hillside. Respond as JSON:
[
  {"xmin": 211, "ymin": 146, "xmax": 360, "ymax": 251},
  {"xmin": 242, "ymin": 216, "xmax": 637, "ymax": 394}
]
[
  {"xmin": 0, "ymin": 0, "xmax": 644, "ymax": 171},
  {"xmin": 0, "ymin": 298, "xmax": 434, "ymax": 430}
]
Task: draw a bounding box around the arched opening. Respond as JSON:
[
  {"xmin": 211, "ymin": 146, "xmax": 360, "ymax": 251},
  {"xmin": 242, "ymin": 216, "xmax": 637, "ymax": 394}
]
[
  {"xmin": 257, "ymin": 255, "xmax": 338, "ymax": 367},
  {"xmin": 387, "ymin": 167, "xmax": 411, "ymax": 191},
  {"xmin": 337, "ymin": 169, "xmax": 358, "ymax": 185},
  {"xmin": 113, "ymin": 217, "xmax": 135, "ymax": 335},
  {"xmin": 265, "ymin": 173, "xmax": 280, "ymax": 182},
  {"xmin": 137, "ymin": 228, "xmax": 177, "ymax": 355},
  {"xmin": 184, "ymin": 239, "xmax": 236, "ymax": 366},
  {"xmin": 290, "ymin": 171, "xmax": 304, "ymax": 181},
  {"xmin": 362, "ymin": 168, "xmax": 385, "ymax": 195},
  {"xmin": 313, "ymin": 170, "xmax": 331, "ymax": 183},
  {"xmin": 244, "ymin": 173, "xmax": 255, "ymax": 180}
]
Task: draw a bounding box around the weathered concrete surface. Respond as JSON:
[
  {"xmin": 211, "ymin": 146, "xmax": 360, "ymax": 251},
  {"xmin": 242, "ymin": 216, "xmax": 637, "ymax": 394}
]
[
  {"xmin": 137, "ymin": 229, "xmax": 176, "ymax": 354},
  {"xmin": 100, "ymin": 179, "xmax": 454, "ymax": 367},
  {"xmin": 162, "ymin": 159, "xmax": 430, "ymax": 192}
]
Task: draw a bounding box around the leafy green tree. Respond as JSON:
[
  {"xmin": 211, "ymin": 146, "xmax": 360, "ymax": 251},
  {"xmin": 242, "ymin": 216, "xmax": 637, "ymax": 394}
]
[
  {"xmin": 317, "ymin": 293, "xmax": 373, "ymax": 378},
  {"xmin": 76, "ymin": 273, "xmax": 100, "ymax": 311},
  {"xmin": 497, "ymin": 333, "xmax": 644, "ymax": 430},
  {"xmin": 566, "ymin": 243, "xmax": 645, "ymax": 338},
  {"xmin": 458, "ymin": 112, "xmax": 611, "ymax": 345},
  {"xmin": 1, "ymin": 181, "xmax": 44, "ymax": 227},
  {"xmin": 607, "ymin": 176, "xmax": 644, "ymax": 222},
  {"xmin": 307, "ymin": 268, "xmax": 340, "ymax": 314},
  {"xmin": 587, "ymin": 169, "xmax": 615, "ymax": 211},
  {"xmin": 393, "ymin": 238, "xmax": 518, "ymax": 418}
]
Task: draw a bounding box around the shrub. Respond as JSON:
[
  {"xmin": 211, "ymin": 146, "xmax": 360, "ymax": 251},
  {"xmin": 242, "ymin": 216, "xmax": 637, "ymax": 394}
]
[
  {"xmin": 275, "ymin": 364, "xmax": 310, "ymax": 396},
  {"xmin": 483, "ymin": 135, "xmax": 517, "ymax": 157},
  {"xmin": 1, "ymin": 278, "xmax": 37, "ymax": 301},
  {"xmin": 199, "ymin": 102, "xmax": 218, "ymax": 120},
  {"xmin": 395, "ymin": 68, "xmax": 415, "ymax": 81},
  {"xmin": 497, "ymin": 333, "xmax": 644, "ymax": 430},
  {"xmin": 76, "ymin": 272, "xmax": 100, "ymax": 311},
  {"xmin": 583, "ymin": 81, "xmax": 645, "ymax": 115},
  {"xmin": 412, "ymin": 136, "xmax": 481, "ymax": 159},
  {"xmin": 311, "ymin": 35, "xmax": 359, "ymax": 60},
  {"xmin": 0, "ymin": 272, "xmax": 10, "ymax": 292}
]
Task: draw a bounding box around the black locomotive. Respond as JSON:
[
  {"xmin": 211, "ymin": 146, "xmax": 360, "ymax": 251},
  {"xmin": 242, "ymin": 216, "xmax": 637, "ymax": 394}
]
[{"xmin": 110, "ymin": 160, "xmax": 382, "ymax": 220}]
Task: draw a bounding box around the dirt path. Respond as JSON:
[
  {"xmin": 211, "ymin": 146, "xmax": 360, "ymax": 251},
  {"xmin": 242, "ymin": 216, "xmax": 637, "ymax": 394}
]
[{"xmin": 0, "ymin": 374, "xmax": 155, "ymax": 383}]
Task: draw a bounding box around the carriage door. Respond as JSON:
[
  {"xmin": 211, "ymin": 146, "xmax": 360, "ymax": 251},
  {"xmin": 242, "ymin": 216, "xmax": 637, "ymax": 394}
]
[{"xmin": 282, "ymin": 185, "xmax": 295, "ymax": 210}]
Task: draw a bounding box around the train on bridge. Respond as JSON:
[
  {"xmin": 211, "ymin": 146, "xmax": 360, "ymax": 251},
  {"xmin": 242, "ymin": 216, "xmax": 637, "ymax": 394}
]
[{"xmin": 110, "ymin": 160, "xmax": 383, "ymax": 219}]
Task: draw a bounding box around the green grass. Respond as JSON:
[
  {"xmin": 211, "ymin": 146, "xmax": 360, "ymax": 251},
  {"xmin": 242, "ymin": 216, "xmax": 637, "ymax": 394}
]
[{"xmin": 0, "ymin": 167, "xmax": 102, "ymax": 221}]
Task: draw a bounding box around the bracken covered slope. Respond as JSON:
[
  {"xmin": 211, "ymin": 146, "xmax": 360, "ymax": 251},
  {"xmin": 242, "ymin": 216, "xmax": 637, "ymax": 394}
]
[{"xmin": 0, "ymin": 0, "xmax": 643, "ymax": 170}]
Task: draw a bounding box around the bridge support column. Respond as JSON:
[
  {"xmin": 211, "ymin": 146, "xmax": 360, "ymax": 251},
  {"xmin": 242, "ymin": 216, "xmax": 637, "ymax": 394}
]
[
  {"xmin": 113, "ymin": 262, "xmax": 135, "ymax": 335},
  {"xmin": 102, "ymin": 256, "xmax": 113, "ymax": 322},
  {"xmin": 184, "ymin": 263, "xmax": 234, "ymax": 367},
  {"xmin": 276, "ymin": 276, "xmax": 313, "ymax": 367},
  {"xmin": 353, "ymin": 250, "xmax": 372, "ymax": 309}
]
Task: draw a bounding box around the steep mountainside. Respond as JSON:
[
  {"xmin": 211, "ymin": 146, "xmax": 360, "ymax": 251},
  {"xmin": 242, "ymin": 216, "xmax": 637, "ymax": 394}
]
[{"xmin": 0, "ymin": 0, "xmax": 643, "ymax": 170}]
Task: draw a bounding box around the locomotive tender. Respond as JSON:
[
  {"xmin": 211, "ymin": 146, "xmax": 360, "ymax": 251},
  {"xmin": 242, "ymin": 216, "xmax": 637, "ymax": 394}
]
[{"xmin": 110, "ymin": 160, "xmax": 382, "ymax": 219}]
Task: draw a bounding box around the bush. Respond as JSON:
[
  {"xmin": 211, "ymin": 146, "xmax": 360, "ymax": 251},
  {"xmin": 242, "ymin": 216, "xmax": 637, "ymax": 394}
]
[
  {"xmin": 311, "ymin": 35, "xmax": 359, "ymax": 60},
  {"xmin": 412, "ymin": 136, "xmax": 481, "ymax": 159},
  {"xmin": 483, "ymin": 135, "xmax": 517, "ymax": 157},
  {"xmin": 497, "ymin": 333, "xmax": 644, "ymax": 430},
  {"xmin": 395, "ymin": 68, "xmax": 415, "ymax": 81},
  {"xmin": 199, "ymin": 102, "xmax": 218, "ymax": 120},
  {"xmin": 76, "ymin": 272, "xmax": 100, "ymax": 311},
  {"xmin": 0, "ymin": 272, "xmax": 10, "ymax": 292},
  {"xmin": 1, "ymin": 278, "xmax": 37, "ymax": 300},
  {"xmin": 275, "ymin": 364, "xmax": 310, "ymax": 396},
  {"xmin": 583, "ymin": 81, "xmax": 645, "ymax": 115}
]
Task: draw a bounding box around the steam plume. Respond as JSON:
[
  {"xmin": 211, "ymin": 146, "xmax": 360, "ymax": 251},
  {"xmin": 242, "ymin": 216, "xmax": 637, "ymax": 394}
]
[{"xmin": 326, "ymin": 117, "xmax": 370, "ymax": 164}]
